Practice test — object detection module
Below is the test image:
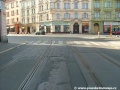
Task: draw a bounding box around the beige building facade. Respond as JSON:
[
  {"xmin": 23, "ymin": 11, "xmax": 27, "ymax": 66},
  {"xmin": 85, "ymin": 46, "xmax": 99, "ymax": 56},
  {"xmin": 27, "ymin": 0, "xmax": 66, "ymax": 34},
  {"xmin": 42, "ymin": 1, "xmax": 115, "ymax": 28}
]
[
  {"xmin": 5, "ymin": 0, "xmax": 92, "ymax": 34},
  {"xmin": 38, "ymin": 0, "xmax": 92, "ymax": 34},
  {"xmin": 5, "ymin": 0, "xmax": 21, "ymax": 34}
]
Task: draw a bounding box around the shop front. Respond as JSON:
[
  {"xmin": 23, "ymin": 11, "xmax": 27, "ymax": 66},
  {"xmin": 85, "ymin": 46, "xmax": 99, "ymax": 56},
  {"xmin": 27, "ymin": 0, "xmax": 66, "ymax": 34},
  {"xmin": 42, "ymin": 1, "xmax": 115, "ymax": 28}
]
[
  {"xmin": 82, "ymin": 22, "xmax": 89, "ymax": 33},
  {"xmin": 104, "ymin": 22, "xmax": 120, "ymax": 33}
]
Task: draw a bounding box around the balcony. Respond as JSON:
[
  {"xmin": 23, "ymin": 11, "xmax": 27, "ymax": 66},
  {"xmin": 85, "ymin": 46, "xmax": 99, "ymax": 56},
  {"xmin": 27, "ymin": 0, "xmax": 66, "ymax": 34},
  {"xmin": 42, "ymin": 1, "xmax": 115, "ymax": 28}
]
[
  {"xmin": 81, "ymin": 18, "xmax": 90, "ymax": 21},
  {"xmin": 103, "ymin": 7, "xmax": 113, "ymax": 11},
  {"xmin": 115, "ymin": 17, "xmax": 120, "ymax": 21},
  {"xmin": 92, "ymin": 17, "xmax": 101, "ymax": 21},
  {"xmin": 62, "ymin": 18, "xmax": 71, "ymax": 21},
  {"xmin": 93, "ymin": 7, "xmax": 101, "ymax": 11}
]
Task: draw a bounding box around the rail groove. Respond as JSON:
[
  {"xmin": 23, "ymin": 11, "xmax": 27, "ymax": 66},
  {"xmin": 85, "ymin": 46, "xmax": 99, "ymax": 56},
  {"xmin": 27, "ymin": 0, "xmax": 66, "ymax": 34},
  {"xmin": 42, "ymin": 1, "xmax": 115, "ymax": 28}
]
[
  {"xmin": 18, "ymin": 41, "xmax": 52, "ymax": 90},
  {"xmin": 68, "ymin": 41, "xmax": 105, "ymax": 88}
]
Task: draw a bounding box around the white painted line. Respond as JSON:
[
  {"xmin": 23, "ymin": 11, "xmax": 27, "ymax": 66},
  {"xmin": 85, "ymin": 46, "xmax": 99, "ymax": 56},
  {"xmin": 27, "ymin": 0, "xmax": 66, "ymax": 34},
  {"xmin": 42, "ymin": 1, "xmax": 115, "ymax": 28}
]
[{"xmin": 0, "ymin": 43, "xmax": 26, "ymax": 54}]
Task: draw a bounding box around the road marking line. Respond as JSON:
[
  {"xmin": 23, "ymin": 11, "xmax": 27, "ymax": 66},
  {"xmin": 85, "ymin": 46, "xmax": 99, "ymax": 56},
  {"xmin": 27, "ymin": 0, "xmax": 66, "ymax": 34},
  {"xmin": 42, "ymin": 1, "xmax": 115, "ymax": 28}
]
[{"xmin": 0, "ymin": 43, "xmax": 26, "ymax": 54}]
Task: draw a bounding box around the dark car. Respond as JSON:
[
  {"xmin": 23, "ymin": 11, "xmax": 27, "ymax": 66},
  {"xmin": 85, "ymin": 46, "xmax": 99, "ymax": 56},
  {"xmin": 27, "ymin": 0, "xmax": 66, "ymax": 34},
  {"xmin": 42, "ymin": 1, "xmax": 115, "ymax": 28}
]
[
  {"xmin": 35, "ymin": 30, "xmax": 45, "ymax": 35},
  {"xmin": 115, "ymin": 30, "xmax": 120, "ymax": 35}
]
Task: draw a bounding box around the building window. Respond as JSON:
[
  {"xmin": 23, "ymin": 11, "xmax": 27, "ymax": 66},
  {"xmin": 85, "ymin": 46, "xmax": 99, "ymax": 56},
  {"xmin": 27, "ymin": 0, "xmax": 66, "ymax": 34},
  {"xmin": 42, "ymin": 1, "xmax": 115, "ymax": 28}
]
[
  {"xmin": 104, "ymin": 12, "xmax": 111, "ymax": 18},
  {"xmin": 11, "ymin": 18, "xmax": 14, "ymax": 23},
  {"xmin": 7, "ymin": 19, "xmax": 9, "ymax": 24},
  {"xmin": 82, "ymin": 3, "xmax": 88, "ymax": 9},
  {"xmin": 17, "ymin": 18, "xmax": 19, "ymax": 22},
  {"xmin": 64, "ymin": 25, "xmax": 70, "ymax": 32},
  {"xmin": 74, "ymin": 13, "xmax": 78, "ymax": 19},
  {"xmin": 11, "ymin": 2, "xmax": 14, "ymax": 8},
  {"xmin": 32, "ymin": 1, "xmax": 35, "ymax": 6},
  {"xmin": 116, "ymin": 2, "xmax": 120, "ymax": 8},
  {"xmin": 16, "ymin": 1, "xmax": 18, "ymax": 7},
  {"xmin": 74, "ymin": 3, "xmax": 78, "ymax": 9},
  {"xmin": 64, "ymin": 3, "xmax": 70, "ymax": 9},
  {"xmin": 57, "ymin": 3, "xmax": 60, "ymax": 9},
  {"xmin": 16, "ymin": 10, "xmax": 18, "ymax": 15},
  {"xmin": 55, "ymin": 25, "xmax": 61, "ymax": 32},
  {"xmin": 21, "ymin": 3, "xmax": 25, "ymax": 8},
  {"xmin": 47, "ymin": 14, "xmax": 49, "ymax": 20},
  {"xmin": 27, "ymin": 10, "xmax": 29, "ymax": 15},
  {"xmin": 22, "ymin": 11, "xmax": 25, "ymax": 16},
  {"xmin": 104, "ymin": 1, "xmax": 111, "ymax": 7},
  {"xmin": 27, "ymin": 18, "xmax": 29, "ymax": 23},
  {"xmin": 116, "ymin": 12, "xmax": 120, "ymax": 18},
  {"xmin": 56, "ymin": 13, "xmax": 60, "ymax": 19},
  {"xmin": 6, "ymin": 12, "xmax": 9, "ymax": 17},
  {"xmin": 11, "ymin": 10, "xmax": 14, "ymax": 16},
  {"xmin": 6, "ymin": 5, "xmax": 9, "ymax": 9},
  {"xmin": 82, "ymin": 13, "xmax": 88, "ymax": 19},
  {"xmin": 64, "ymin": 13, "xmax": 70, "ymax": 18},
  {"xmin": 94, "ymin": 12, "xmax": 100, "ymax": 18},
  {"xmin": 22, "ymin": 18, "xmax": 25, "ymax": 24},
  {"xmin": 94, "ymin": 2, "xmax": 100, "ymax": 8}
]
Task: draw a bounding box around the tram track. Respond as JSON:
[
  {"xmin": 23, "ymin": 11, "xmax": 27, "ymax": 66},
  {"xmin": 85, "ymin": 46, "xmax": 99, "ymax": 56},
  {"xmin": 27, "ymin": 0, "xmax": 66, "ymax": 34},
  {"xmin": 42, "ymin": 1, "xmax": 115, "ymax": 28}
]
[
  {"xmin": 0, "ymin": 45, "xmax": 33, "ymax": 72},
  {"xmin": 18, "ymin": 41, "xmax": 52, "ymax": 90},
  {"xmin": 68, "ymin": 41, "xmax": 105, "ymax": 88},
  {"xmin": 71, "ymin": 41, "xmax": 120, "ymax": 69}
]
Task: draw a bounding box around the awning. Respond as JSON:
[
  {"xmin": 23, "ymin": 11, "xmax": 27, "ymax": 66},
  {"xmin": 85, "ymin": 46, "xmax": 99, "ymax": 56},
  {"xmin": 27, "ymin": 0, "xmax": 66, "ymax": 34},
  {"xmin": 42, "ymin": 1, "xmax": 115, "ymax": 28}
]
[{"xmin": 10, "ymin": 26, "xmax": 14, "ymax": 28}]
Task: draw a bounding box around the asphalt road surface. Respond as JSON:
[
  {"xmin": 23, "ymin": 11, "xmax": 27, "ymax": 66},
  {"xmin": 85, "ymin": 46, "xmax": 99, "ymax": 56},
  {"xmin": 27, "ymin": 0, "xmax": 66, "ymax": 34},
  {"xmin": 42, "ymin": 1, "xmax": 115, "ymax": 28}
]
[{"xmin": 0, "ymin": 34, "xmax": 120, "ymax": 90}]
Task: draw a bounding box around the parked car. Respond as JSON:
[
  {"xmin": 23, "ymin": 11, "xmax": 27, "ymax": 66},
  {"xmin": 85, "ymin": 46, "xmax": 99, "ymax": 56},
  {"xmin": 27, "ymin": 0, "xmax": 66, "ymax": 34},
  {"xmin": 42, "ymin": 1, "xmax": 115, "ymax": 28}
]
[
  {"xmin": 35, "ymin": 30, "xmax": 45, "ymax": 35},
  {"xmin": 115, "ymin": 30, "xmax": 120, "ymax": 35}
]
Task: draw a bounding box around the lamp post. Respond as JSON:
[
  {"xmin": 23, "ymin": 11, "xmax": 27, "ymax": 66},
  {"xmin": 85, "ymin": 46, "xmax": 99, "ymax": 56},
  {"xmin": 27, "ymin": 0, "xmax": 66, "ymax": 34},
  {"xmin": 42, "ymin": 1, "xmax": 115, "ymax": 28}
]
[{"xmin": 110, "ymin": 22, "xmax": 112, "ymax": 37}]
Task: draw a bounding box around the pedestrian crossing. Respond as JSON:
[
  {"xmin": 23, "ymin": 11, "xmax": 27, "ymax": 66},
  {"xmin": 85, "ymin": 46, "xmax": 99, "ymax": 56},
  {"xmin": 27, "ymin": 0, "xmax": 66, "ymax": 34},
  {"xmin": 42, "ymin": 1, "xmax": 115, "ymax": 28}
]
[{"xmin": 25, "ymin": 40, "xmax": 120, "ymax": 49}]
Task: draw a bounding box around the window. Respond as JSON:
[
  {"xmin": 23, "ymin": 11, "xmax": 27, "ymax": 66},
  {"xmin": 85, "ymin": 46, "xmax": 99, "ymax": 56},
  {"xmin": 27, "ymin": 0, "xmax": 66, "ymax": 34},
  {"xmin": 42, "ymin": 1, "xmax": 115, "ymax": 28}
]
[
  {"xmin": 56, "ymin": 13, "xmax": 60, "ymax": 19},
  {"xmin": 104, "ymin": 1, "xmax": 111, "ymax": 7},
  {"xmin": 47, "ymin": 14, "xmax": 49, "ymax": 20},
  {"xmin": 21, "ymin": 3, "xmax": 25, "ymax": 8},
  {"xmin": 11, "ymin": 18, "xmax": 14, "ymax": 23},
  {"xmin": 7, "ymin": 19, "xmax": 9, "ymax": 24},
  {"xmin": 82, "ymin": 13, "xmax": 88, "ymax": 19},
  {"xmin": 82, "ymin": 3, "xmax": 88, "ymax": 9},
  {"xmin": 64, "ymin": 13, "xmax": 70, "ymax": 18},
  {"xmin": 74, "ymin": 13, "xmax": 78, "ymax": 19},
  {"xmin": 6, "ymin": 5, "xmax": 9, "ymax": 9},
  {"xmin": 22, "ymin": 11, "xmax": 25, "ymax": 16},
  {"xmin": 11, "ymin": 2, "xmax": 14, "ymax": 8},
  {"xmin": 27, "ymin": 18, "xmax": 29, "ymax": 23},
  {"xmin": 116, "ymin": 12, "xmax": 120, "ymax": 18},
  {"xmin": 74, "ymin": 3, "xmax": 78, "ymax": 9},
  {"xmin": 55, "ymin": 25, "xmax": 61, "ymax": 32},
  {"xmin": 104, "ymin": 12, "xmax": 111, "ymax": 18},
  {"xmin": 6, "ymin": 12, "xmax": 9, "ymax": 17},
  {"xmin": 16, "ymin": 1, "xmax": 18, "ymax": 7},
  {"xmin": 32, "ymin": 1, "xmax": 35, "ymax": 6},
  {"xmin": 22, "ymin": 18, "xmax": 25, "ymax": 24},
  {"xmin": 27, "ymin": 10, "xmax": 29, "ymax": 15},
  {"xmin": 16, "ymin": 10, "xmax": 18, "ymax": 15},
  {"xmin": 94, "ymin": 12, "xmax": 100, "ymax": 18},
  {"xmin": 17, "ymin": 18, "xmax": 19, "ymax": 22},
  {"xmin": 64, "ymin": 3, "xmax": 70, "ymax": 9},
  {"xmin": 11, "ymin": 10, "xmax": 14, "ymax": 16},
  {"xmin": 32, "ymin": 9, "xmax": 35, "ymax": 14},
  {"xmin": 94, "ymin": 2, "xmax": 100, "ymax": 8},
  {"xmin": 116, "ymin": 2, "xmax": 120, "ymax": 8},
  {"xmin": 57, "ymin": 3, "xmax": 60, "ymax": 9}
]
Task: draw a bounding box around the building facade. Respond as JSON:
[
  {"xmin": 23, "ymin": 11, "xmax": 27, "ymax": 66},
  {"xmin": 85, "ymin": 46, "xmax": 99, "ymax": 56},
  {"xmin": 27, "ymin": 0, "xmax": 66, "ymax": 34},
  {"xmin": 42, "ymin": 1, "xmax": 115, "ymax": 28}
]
[
  {"xmin": 38, "ymin": 0, "xmax": 92, "ymax": 34},
  {"xmin": 20, "ymin": 0, "xmax": 39, "ymax": 34},
  {"xmin": 5, "ymin": 0, "xmax": 21, "ymax": 34},
  {"xmin": 92, "ymin": 0, "xmax": 120, "ymax": 34},
  {"xmin": 0, "ymin": 0, "xmax": 8, "ymax": 42}
]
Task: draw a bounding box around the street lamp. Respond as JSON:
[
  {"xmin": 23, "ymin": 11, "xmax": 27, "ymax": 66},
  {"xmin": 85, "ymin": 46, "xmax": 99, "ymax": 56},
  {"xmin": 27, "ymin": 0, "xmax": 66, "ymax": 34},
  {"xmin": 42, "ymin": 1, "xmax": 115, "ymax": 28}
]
[{"xmin": 110, "ymin": 22, "xmax": 112, "ymax": 37}]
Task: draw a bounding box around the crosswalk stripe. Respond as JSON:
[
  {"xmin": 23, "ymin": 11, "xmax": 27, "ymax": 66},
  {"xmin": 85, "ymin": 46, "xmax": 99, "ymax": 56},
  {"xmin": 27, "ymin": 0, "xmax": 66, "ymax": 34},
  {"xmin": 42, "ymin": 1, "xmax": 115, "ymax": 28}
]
[{"xmin": 59, "ymin": 41, "xmax": 63, "ymax": 44}]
